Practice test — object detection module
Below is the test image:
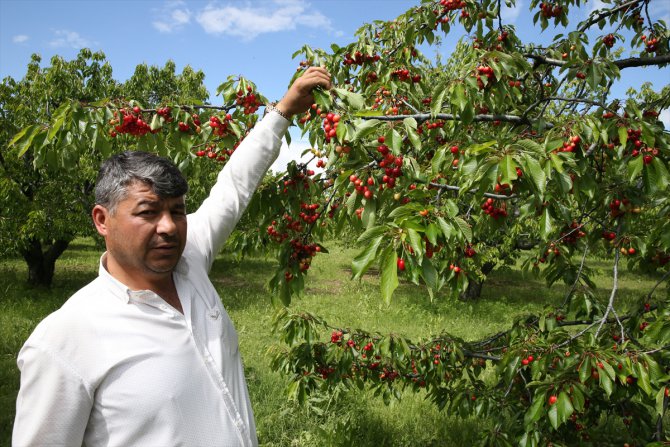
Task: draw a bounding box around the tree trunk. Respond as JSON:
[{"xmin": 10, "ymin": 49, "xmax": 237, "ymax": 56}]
[
  {"xmin": 22, "ymin": 238, "xmax": 71, "ymax": 287},
  {"xmin": 460, "ymin": 261, "xmax": 496, "ymax": 301}
]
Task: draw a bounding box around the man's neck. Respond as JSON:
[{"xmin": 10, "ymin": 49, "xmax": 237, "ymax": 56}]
[{"xmin": 102, "ymin": 253, "xmax": 183, "ymax": 313}]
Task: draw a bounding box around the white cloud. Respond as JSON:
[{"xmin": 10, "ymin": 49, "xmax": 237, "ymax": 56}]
[
  {"xmin": 500, "ymin": 0, "xmax": 523, "ymax": 24},
  {"xmin": 271, "ymin": 134, "xmax": 314, "ymax": 173},
  {"xmin": 588, "ymin": 0, "xmax": 608, "ymax": 14},
  {"xmin": 49, "ymin": 30, "xmax": 93, "ymax": 49},
  {"xmin": 153, "ymin": 0, "xmax": 192, "ymax": 33},
  {"xmin": 660, "ymin": 109, "xmax": 670, "ymax": 130},
  {"xmin": 12, "ymin": 34, "xmax": 29, "ymax": 43},
  {"xmin": 196, "ymin": 0, "xmax": 335, "ymax": 41}
]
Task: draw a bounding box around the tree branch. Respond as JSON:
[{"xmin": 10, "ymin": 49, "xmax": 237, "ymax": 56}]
[
  {"xmin": 578, "ymin": 0, "xmax": 642, "ymax": 33},
  {"xmin": 523, "ymin": 53, "xmax": 670, "ymax": 69},
  {"xmin": 361, "ymin": 112, "xmax": 554, "ymax": 129}
]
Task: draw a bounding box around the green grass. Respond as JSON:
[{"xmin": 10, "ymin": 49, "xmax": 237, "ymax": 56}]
[{"xmin": 0, "ymin": 239, "xmax": 665, "ymax": 446}]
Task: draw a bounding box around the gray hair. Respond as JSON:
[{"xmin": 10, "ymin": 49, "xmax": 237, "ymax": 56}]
[{"xmin": 95, "ymin": 151, "xmax": 188, "ymax": 213}]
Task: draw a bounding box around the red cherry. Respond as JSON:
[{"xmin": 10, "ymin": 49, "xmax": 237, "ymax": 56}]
[
  {"xmin": 397, "ymin": 258, "xmax": 406, "ymax": 271},
  {"xmin": 548, "ymin": 395, "xmax": 558, "ymax": 405}
]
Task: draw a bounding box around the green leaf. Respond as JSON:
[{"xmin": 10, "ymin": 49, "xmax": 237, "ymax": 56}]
[
  {"xmin": 437, "ymin": 217, "xmax": 454, "ymax": 240},
  {"xmin": 425, "ymin": 223, "xmax": 439, "ymax": 246},
  {"xmin": 524, "ymin": 395, "xmax": 545, "ymax": 428},
  {"xmin": 357, "ymin": 225, "xmax": 386, "ymax": 244},
  {"xmin": 333, "ymin": 87, "xmax": 365, "ymax": 110},
  {"xmin": 404, "ymin": 118, "xmax": 421, "ymax": 151},
  {"xmin": 150, "ymin": 113, "xmax": 162, "ymax": 131},
  {"xmin": 539, "ymin": 208, "xmax": 553, "ymax": 240},
  {"xmin": 431, "ymin": 82, "xmax": 448, "ymax": 117},
  {"xmin": 389, "ymin": 129, "xmax": 402, "ymax": 152},
  {"xmin": 352, "ymin": 235, "xmax": 384, "ymax": 280},
  {"xmin": 460, "ymin": 102, "xmax": 474, "ymax": 125},
  {"xmin": 523, "ymin": 154, "xmax": 546, "ymax": 196},
  {"xmin": 557, "ymin": 391, "xmax": 574, "ymax": 424},
  {"xmin": 380, "ymin": 247, "xmax": 399, "ymax": 305},
  {"xmin": 579, "ymin": 358, "xmax": 591, "ymax": 384},
  {"xmin": 547, "ymin": 403, "xmax": 558, "ymax": 430},
  {"xmin": 422, "ymin": 257, "xmax": 438, "ymax": 291},
  {"xmin": 312, "ymin": 88, "xmax": 332, "ymax": 110},
  {"xmin": 450, "ymin": 83, "xmax": 466, "ymax": 112},
  {"xmin": 598, "ymin": 368, "xmax": 613, "ymax": 396},
  {"xmin": 453, "ymin": 217, "xmax": 472, "ymax": 242},
  {"xmin": 407, "ymin": 228, "xmax": 423, "ymax": 258},
  {"xmin": 655, "ymin": 386, "xmax": 667, "ymax": 417},
  {"xmin": 352, "ymin": 119, "xmax": 381, "ymax": 141},
  {"xmin": 362, "ymin": 198, "xmax": 377, "ymax": 228},
  {"xmin": 618, "ymin": 126, "xmax": 628, "ymax": 148},
  {"xmin": 636, "ymin": 362, "xmax": 652, "ymax": 395},
  {"xmin": 14, "ymin": 125, "xmax": 42, "ymax": 158},
  {"xmin": 627, "ymin": 156, "xmax": 643, "ymax": 182},
  {"xmin": 499, "ymin": 154, "xmax": 519, "ymax": 186}
]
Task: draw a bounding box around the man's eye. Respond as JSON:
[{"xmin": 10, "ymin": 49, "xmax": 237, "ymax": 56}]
[{"xmin": 139, "ymin": 210, "xmax": 157, "ymax": 215}]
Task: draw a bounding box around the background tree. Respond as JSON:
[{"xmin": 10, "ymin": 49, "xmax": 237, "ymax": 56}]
[{"xmin": 0, "ymin": 50, "xmax": 212, "ymax": 286}]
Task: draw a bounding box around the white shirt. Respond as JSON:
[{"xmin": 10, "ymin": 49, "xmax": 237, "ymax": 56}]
[{"xmin": 12, "ymin": 112, "xmax": 290, "ymax": 447}]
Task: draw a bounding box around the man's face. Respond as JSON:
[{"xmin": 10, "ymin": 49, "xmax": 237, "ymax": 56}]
[{"xmin": 94, "ymin": 181, "xmax": 187, "ymax": 282}]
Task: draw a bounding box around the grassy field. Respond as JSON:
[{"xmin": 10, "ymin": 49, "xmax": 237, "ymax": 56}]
[{"xmin": 0, "ymin": 238, "xmax": 664, "ymax": 446}]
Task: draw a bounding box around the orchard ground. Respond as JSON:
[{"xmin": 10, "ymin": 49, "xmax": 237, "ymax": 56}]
[{"xmin": 0, "ymin": 238, "xmax": 665, "ymax": 446}]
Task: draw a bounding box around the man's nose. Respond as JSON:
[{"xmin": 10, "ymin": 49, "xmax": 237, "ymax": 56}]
[{"xmin": 156, "ymin": 211, "xmax": 177, "ymax": 235}]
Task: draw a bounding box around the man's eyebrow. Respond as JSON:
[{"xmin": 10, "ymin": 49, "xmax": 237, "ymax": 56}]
[{"xmin": 135, "ymin": 199, "xmax": 161, "ymax": 207}]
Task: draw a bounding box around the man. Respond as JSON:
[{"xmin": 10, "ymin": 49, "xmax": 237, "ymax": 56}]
[{"xmin": 13, "ymin": 66, "xmax": 331, "ymax": 447}]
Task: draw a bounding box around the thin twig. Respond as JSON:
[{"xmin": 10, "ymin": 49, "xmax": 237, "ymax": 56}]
[
  {"xmin": 578, "ymin": 0, "xmax": 642, "ymax": 33},
  {"xmin": 647, "ymin": 269, "xmax": 670, "ymax": 300},
  {"xmin": 595, "ymin": 219, "xmax": 624, "ymax": 338}
]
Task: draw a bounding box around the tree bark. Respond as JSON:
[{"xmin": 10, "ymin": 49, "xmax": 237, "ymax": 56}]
[
  {"xmin": 22, "ymin": 238, "xmax": 71, "ymax": 287},
  {"xmin": 460, "ymin": 261, "xmax": 496, "ymax": 301}
]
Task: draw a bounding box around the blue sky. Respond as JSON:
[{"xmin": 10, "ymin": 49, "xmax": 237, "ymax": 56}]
[{"xmin": 1, "ymin": 0, "xmax": 668, "ymax": 169}]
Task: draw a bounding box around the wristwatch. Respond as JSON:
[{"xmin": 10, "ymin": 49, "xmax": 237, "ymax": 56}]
[{"xmin": 264, "ymin": 102, "xmax": 290, "ymax": 120}]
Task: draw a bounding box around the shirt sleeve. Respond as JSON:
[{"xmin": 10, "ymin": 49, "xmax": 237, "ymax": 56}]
[
  {"xmin": 186, "ymin": 112, "xmax": 290, "ymax": 271},
  {"xmin": 13, "ymin": 343, "xmax": 94, "ymax": 447}
]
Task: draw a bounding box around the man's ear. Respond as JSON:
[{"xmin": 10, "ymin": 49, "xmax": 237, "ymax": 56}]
[{"xmin": 92, "ymin": 205, "xmax": 110, "ymax": 237}]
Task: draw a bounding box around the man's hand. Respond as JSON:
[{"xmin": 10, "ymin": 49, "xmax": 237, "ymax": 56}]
[{"xmin": 276, "ymin": 66, "xmax": 332, "ymax": 119}]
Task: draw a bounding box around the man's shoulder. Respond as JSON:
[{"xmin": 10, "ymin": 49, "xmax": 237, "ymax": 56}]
[{"xmin": 27, "ymin": 277, "xmax": 116, "ymax": 345}]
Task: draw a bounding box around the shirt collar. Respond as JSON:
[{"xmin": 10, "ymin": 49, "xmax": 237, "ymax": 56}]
[{"xmin": 98, "ymin": 252, "xmax": 190, "ymax": 304}]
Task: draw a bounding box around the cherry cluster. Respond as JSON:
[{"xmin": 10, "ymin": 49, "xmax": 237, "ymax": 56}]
[
  {"xmin": 209, "ymin": 113, "xmax": 232, "ymax": 137},
  {"xmin": 538, "ymin": 2, "xmax": 563, "ymax": 18},
  {"xmin": 288, "ymin": 238, "xmax": 321, "ymax": 272},
  {"xmin": 343, "ymin": 51, "xmax": 380, "ymax": 66},
  {"xmin": 463, "ymin": 245, "xmax": 476, "ymax": 258},
  {"xmin": 480, "ymin": 197, "xmax": 508, "ymax": 219},
  {"xmin": 608, "ymin": 197, "xmax": 634, "ymax": 218},
  {"xmin": 281, "ymin": 170, "xmax": 312, "ymax": 193},
  {"xmin": 267, "ymin": 220, "xmax": 289, "ymax": 243},
  {"xmin": 235, "ymin": 86, "xmax": 261, "ymax": 115},
  {"xmin": 473, "ymin": 65, "xmax": 495, "ymax": 89},
  {"xmin": 322, "ymin": 112, "xmax": 340, "ymax": 143},
  {"xmin": 156, "ymin": 106, "xmax": 173, "ymax": 122},
  {"xmin": 299, "ymin": 202, "xmax": 320, "ymax": 224},
  {"xmin": 109, "ymin": 107, "xmax": 156, "ymax": 137},
  {"xmin": 438, "ymin": 0, "xmax": 466, "ymax": 11},
  {"xmin": 391, "ymin": 68, "xmax": 421, "ymax": 83},
  {"xmin": 558, "ymin": 135, "xmax": 582, "ymax": 153},
  {"xmin": 641, "ymin": 34, "xmax": 660, "ymax": 53},
  {"xmin": 377, "ymin": 138, "xmax": 404, "ymax": 188},
  {"xmin": 559, "ymin": 221, "xmax": 586, "ymax": 245},
  {"xmin": 494, "ymin": 182, "xmax": 512, "ymax": 194},
  {"xmin": 349, "ymin": 173, "xmax": 377, "ymax": 200},
  {"xmin": 602, "ymin": 34, "xmax": 616, "ymax": 48},
  {"xmin": 425, "ymin": 121, "xmax": 445, "ymax": 131}
]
